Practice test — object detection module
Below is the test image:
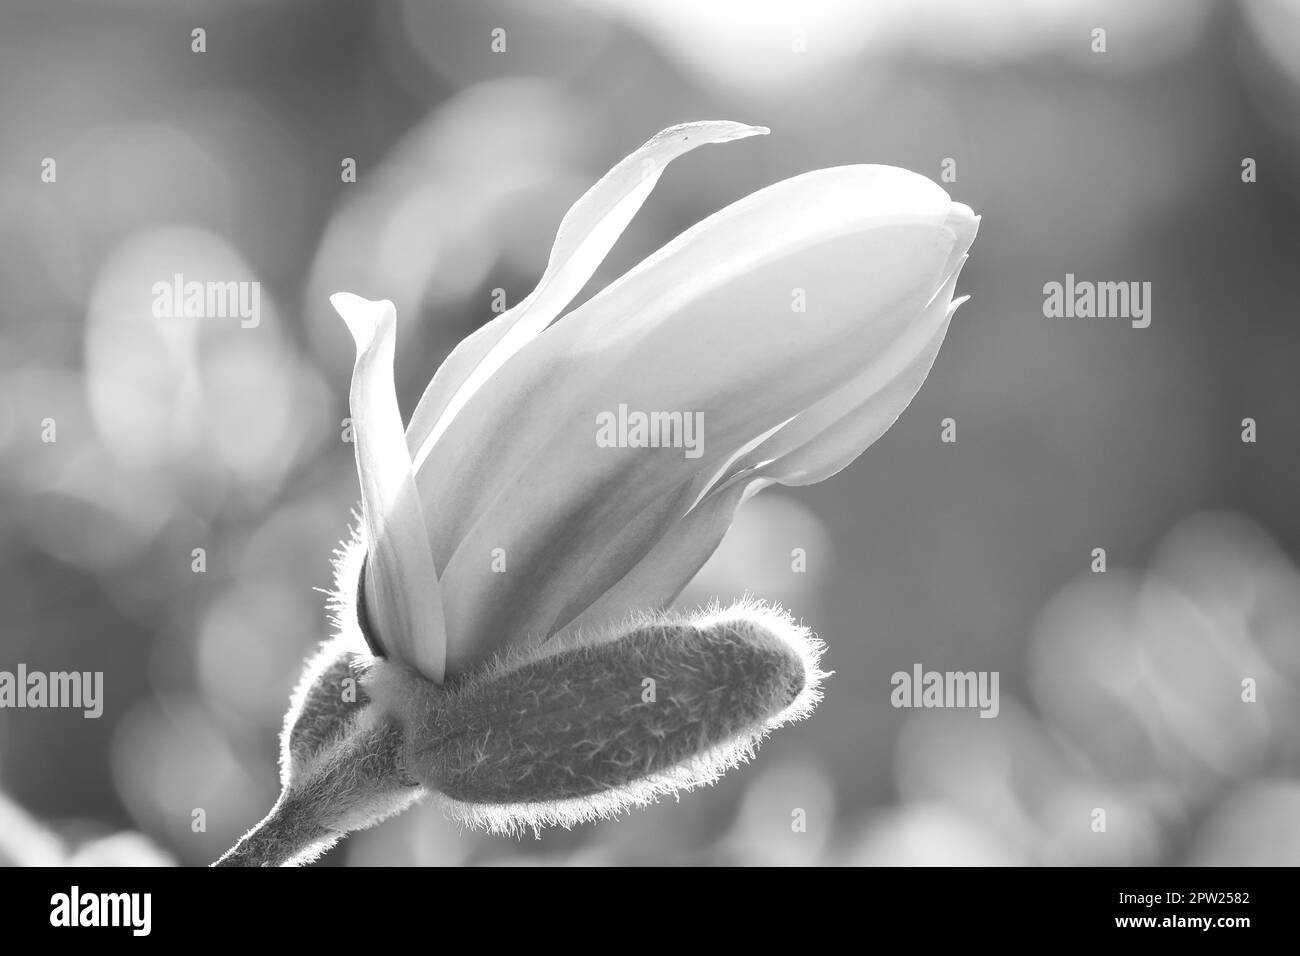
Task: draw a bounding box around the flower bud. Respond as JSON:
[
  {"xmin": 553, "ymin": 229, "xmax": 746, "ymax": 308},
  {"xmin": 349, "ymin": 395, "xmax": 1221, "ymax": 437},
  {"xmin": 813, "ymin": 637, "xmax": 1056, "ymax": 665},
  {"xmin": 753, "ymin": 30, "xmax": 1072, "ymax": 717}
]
[{"xmin": 365, "ymin": 600, "xmax": 827, "ymax": 834}]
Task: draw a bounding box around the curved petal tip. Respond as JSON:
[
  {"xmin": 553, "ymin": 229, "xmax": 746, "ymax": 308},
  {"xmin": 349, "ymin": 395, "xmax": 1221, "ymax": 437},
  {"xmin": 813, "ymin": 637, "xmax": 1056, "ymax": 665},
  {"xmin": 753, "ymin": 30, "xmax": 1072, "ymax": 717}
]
[
  {"xmin": 331, "ymin": 290, "xmax": 448, "ymax": 684},
  {"xmin": 330, "ymin": 293, "xmax": 396, "ymax": 352},
  {"xmin": 650, "ymin": 120, "xmax": 769, "ymax": 148}
]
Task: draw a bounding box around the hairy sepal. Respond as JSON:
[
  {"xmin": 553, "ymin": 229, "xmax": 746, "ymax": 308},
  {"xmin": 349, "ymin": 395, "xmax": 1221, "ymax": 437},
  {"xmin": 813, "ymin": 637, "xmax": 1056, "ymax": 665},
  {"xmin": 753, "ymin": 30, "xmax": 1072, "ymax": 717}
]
[{"xmin": 367, "ymin": 598, "xmax": 828, "ymax": 836}]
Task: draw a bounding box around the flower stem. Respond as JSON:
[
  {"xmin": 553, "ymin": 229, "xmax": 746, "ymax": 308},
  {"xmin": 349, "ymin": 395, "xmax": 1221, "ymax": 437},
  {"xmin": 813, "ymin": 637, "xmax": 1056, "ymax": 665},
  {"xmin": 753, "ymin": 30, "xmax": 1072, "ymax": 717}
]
[{"xmin": 212, "ymin": 797, "xmax": 338, "ymax": 867}]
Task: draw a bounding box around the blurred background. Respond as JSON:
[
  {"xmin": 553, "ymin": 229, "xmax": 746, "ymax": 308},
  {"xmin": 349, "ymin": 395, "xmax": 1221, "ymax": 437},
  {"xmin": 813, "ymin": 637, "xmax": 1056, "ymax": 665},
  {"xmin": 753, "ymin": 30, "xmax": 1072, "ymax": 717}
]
[{"xmin": 2, "ymin": 0, "xmax": 1299, "ymax": 866}]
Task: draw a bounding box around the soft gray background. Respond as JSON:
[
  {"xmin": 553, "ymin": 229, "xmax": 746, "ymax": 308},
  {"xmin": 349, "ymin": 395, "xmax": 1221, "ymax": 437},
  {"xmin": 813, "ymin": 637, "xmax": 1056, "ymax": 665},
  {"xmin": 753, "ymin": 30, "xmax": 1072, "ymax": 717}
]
[{"xmin": 1, "ymin": 0, "xmax": 1298, "ymax": 865}]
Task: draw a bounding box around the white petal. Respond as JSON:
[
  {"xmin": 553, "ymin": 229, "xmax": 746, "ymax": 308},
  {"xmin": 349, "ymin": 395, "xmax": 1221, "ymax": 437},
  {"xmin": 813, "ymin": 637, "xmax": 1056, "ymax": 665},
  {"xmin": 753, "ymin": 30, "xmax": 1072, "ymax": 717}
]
[
  {"xmin": 405, "ymin": 121, "xmax": 768, "ymax": 473},
  {"xmin": 331, "ymin": 293, "xmax": 447, "ymax": 683},
  {"xmin": 554, "ymin": 479, "xmax": 759, "ymax": 642},
  {"xmin": 421, "ymin": 165, "xmax": 959, "ymax": 674},
  {"xmin": 755, "ymin": 288, "xmax": 967, "ymax": 488},
  {"xmin": 710, "ymin": 227, "xmax": 977, "ymax": 491},
  {"xmin": 564, "ymin": 235, "xmax": 976, "ymax": 636}
]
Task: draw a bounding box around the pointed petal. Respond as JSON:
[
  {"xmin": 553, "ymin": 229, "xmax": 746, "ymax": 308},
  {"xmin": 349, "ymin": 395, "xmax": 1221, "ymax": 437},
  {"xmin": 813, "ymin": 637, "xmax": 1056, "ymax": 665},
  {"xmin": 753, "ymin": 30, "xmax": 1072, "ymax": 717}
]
[
  {"xmin": 714, "ymin": 241, "xmax": 977, "ymax": 491},
  {"xmin": 422, "ymin": 166, "xmax": 961, "ymax": 673},
  {"xmin": 331, "ymin": 293, "xmax": 447, "ymax": 683},
  {"xmin": 424, "ymin": 165, "xmax": 955, "ymax": 557},
  {"xmin": 754, "ymin": 289, "xmax": 968, "ymax": 488},
  {"xmin": 557, "ymin": 252, "xmax": 973, "ymax": 638},
  {"xmin": 406, "ymin": 121, "xmax": 769, "ymax": 472}
]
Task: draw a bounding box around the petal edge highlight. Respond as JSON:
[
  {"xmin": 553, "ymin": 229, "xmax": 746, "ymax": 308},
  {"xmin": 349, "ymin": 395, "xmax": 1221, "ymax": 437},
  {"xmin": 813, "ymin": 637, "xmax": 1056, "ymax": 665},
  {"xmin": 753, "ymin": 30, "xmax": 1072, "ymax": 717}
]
[
  {"xmin": 406, "ymin": 120, "xmax": 770, "ymax": 473},
  {"xmin": 331, "ymin": 292, "xmax": 447, "ymax": 683}
]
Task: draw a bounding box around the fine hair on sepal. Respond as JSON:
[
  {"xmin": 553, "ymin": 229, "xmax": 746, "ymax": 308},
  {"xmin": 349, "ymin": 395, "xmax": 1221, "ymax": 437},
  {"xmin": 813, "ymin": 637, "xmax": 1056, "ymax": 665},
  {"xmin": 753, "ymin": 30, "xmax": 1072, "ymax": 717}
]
[{"xmin": 365, "ymin": 598, "xmax": 828, "ymax": 837}]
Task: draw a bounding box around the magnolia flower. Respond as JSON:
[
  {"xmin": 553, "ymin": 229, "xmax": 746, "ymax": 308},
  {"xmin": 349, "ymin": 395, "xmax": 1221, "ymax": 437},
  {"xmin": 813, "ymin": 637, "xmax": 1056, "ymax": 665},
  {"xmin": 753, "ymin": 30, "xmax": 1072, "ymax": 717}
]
[{"xmin": 217, "ymin": 121, "xmax": 978, "ymax": 866}]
